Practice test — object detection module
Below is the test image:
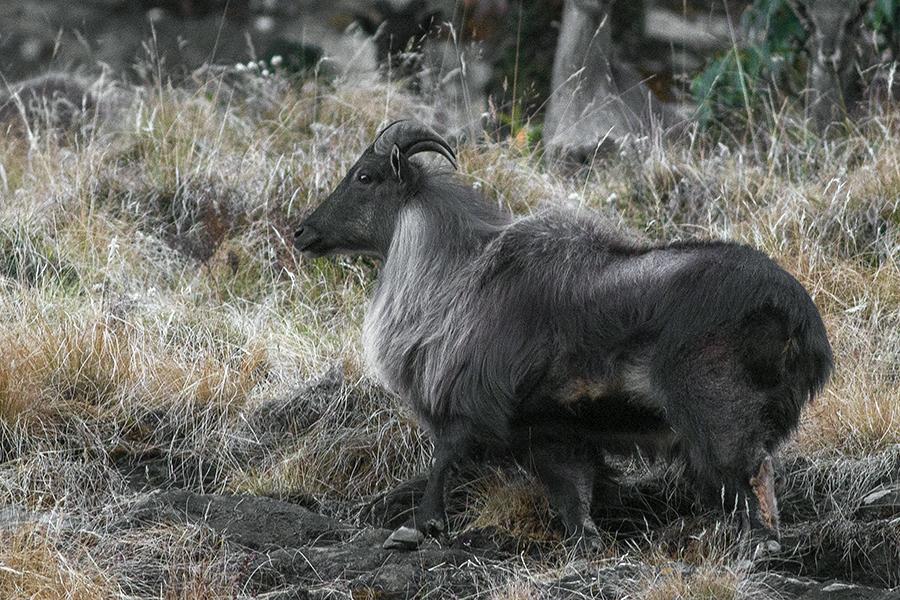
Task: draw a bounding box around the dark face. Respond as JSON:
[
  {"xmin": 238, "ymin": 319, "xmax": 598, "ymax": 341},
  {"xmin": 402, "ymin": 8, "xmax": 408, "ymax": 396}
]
[{"xmin": 294, "ymin": 150, "xmax": 412, "ymax": 260}]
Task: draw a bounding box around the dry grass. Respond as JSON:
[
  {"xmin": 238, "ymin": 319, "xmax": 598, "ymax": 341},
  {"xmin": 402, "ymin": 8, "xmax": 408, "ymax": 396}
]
[
  {"xmin": 0, "ymin": 525, "xmax": 115, "ymax": 599},
  {"xmin": 232, "ymin": 384, "xmax": 431, "ymax": 500},
  {"xmin": 96, "ymin": 523, "xmax": 235, "ymax": 599},
  {"xmin": 637, "ymin": 565, "xmax": 742, "ymax": 600},
  {"xmin": 465, "ymin": 468, "xmax": 559, "ymax": 545},
  {"xmin": 488, "ymin": 580, "xmax": 544, "ymax": 600},
  {"xmin": 0, "ymin": 62, "xmax": 896, "ymax": 597}
]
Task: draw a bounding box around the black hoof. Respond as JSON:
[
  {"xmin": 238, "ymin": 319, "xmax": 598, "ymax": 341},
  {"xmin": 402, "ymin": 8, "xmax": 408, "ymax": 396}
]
[{"xmin": 567, "ymin": 519, "xmax": 605, "ymax": 554}]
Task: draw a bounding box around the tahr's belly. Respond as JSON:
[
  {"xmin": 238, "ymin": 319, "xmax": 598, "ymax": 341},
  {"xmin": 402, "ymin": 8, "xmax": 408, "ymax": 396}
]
[{"xmin": 510, "ymin": 359, "xmax": 677, "ymax": 458}]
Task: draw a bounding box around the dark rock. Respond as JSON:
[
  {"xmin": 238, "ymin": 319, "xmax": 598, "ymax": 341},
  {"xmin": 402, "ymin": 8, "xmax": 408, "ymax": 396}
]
[
  {"xmin": 114, "ymin": 486, "xmax": 900, "ymax": 599},
  {"xmin": 126, "ymin": 490, "xmax": 348, "ymax": 550},
  {"xmin": 761, "ymin": 573, "xmax": 822, "ymax": 597},
  {"xmin": 247, "ymin": 528, "xmax": 476, "ymax": 597},
  {"xmin": 763, "ymin": 519, "xmax": 900, "ymax": 588},
  {"xmin": 761, "ymin": 573, "xmax": 899, "ymax": 599},
  {"xmin": 856, "ymin": 486, "xmax": 900, "ymax": 520},
  {"xmin": 778, "ymin": 451, "xmax": 900, "ymax": 525}
]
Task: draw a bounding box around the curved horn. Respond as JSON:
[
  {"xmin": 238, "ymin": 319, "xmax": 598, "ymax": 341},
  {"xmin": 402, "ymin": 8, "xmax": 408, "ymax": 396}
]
[{"xmin": 372, "ymin": 119, "xmax": 457, "ymax": 168}]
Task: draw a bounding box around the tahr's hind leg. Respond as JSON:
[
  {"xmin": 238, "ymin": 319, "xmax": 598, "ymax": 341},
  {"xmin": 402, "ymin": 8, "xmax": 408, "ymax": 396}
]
[
  {"xmin": 748, "ymin": 454, "xmax": 780, "ymax": 535},
  {"xmin": 659, "ymin": 347, "xmax": 783, "ymax": 539},
  {"xmin": 679, "ymin": 433, "xmax": 780, "ymax": 539},
  {"xmin": 520, "ymin": 442, "xmax": 603, "ymax": 551}
]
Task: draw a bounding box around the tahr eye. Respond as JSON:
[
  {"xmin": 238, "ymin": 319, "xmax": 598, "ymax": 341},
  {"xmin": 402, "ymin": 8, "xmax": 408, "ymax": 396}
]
[{"xmin": 357, "ymin": 172, "xmax": 371, "ymax": 184}]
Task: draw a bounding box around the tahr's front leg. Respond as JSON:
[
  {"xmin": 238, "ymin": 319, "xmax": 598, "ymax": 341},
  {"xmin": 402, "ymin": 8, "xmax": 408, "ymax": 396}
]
[{"xmin": 383, "ymin": 421, "xmax": 472, "ymax": 550}]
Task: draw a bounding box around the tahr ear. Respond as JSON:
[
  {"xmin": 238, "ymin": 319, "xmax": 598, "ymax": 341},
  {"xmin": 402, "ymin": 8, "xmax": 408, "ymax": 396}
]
[{"xmin": 390, "ymin": 144, "xmax": 410, "ymax": 183}]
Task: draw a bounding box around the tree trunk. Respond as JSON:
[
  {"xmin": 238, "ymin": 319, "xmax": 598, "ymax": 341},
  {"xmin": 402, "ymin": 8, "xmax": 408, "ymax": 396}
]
[
  {"xmin": 789, "ymin": 0, "xmax": 874, "ymax": 130},
  {"xmin": 544, "ymin": 0, "xmax": 675, "ymax": 160}
]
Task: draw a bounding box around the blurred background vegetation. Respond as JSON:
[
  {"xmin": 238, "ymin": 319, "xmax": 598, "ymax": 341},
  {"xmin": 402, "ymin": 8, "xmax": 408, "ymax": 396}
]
[{"xmin": 3, "ymin": 0, "xmax": 898, "ymax": 149}]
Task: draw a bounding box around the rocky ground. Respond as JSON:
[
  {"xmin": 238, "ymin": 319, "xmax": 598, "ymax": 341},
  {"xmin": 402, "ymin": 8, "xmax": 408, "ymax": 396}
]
[
  {"xmin": 119, "ymin": 487, "xmax": 900, "ymax": 599},
  {"xmin": 2, "ymin": 365, "xmax": 896, "ymax": 597},
  {"xmin": 29, "ymin": 373, "xmax": 893, "ymax": 599}
]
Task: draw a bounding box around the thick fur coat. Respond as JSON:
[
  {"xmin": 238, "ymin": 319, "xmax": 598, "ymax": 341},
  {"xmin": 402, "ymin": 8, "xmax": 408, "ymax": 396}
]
[
  {"xmin": 362, "ymin": 172, "xmax": 832, "ymax": 487},
  {"xmin": 296, "ymin": 122, "xmax": 833, "ymax": 545}
]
